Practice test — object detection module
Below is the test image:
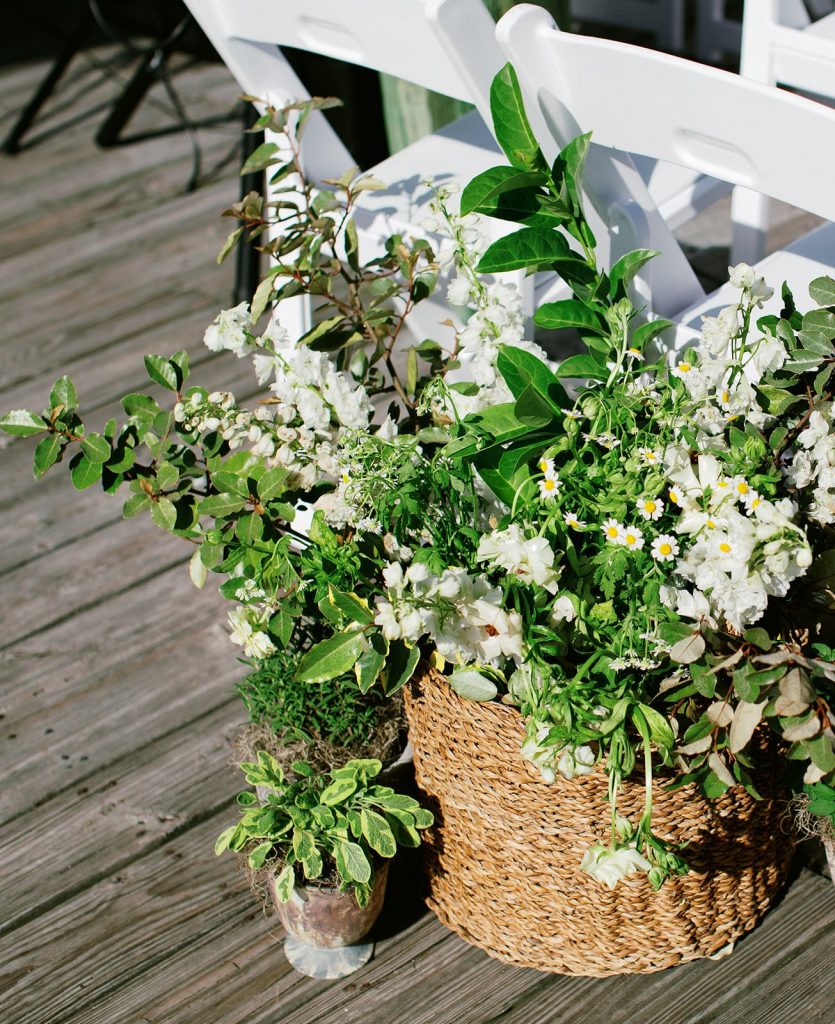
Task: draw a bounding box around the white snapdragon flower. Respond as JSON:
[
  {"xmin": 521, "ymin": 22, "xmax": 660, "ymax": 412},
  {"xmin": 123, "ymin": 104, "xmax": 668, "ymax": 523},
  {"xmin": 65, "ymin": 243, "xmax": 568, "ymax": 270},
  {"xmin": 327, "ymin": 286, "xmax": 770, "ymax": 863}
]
[
  {"xmin": 204, "ymin": 302, "xmax": 252, "ymax": 356},
  {"xmin": 580, "ymin": 845, "xmax": 651, "ymax": 889},
  {"xmin": 476, "ymin": 524, "xmax": 560, "ymax": 593},
  {"xmin": 551, "ymin": 595, "xmax": 577, "ymax": 623}
]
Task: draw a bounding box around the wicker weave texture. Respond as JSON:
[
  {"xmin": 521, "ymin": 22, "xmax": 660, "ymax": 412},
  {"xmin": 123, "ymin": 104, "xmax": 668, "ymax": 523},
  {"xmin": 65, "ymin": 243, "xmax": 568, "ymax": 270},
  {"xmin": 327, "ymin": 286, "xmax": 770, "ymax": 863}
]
[{"xmin": 404, "ymin": 667, "xmax": 792, "ymax": 976}]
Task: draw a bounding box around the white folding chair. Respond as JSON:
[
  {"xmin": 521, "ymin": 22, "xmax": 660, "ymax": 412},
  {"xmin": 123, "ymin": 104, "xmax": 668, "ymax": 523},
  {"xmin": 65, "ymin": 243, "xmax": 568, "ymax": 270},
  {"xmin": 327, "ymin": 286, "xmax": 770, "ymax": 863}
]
[
  {"xmin": 732, "ymin": 0, "xmax": 835, "ymax": 264},
  {"xmin": 183, "ymin": 0, "xmax": 509, "ymax": 344},
  {"xmin": 496, "ymin": 4, "xmax": 835, "ymax": 340}
]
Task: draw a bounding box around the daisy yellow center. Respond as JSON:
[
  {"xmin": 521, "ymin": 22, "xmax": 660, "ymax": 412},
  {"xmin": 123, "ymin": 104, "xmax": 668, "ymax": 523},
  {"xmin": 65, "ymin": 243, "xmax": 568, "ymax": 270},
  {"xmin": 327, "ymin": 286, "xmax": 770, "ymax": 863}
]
[
  {"xmin": 706, "ymin": 519, "xmax": 716, "ymax": 529},
  {"xmin": 722, "ymin": 390, "xmax": 730, "ymax": 404},
  {"xmin": 625, "ymin": 533, "xmax": 638, "ymax": 546},
  {"xmin": 669, "ymin": 489, "xmax": 679, "ymax": 503},
  {"xmin": 719, "ymin": 542, "xmax": 732, "ymax": 553},
  {"xmin": 645, "ymin": 453, "xmax": 657, "ymax": 462},
  {"xmin": 544, "ymin": 479, "xmax": 556, "ymax": 491},
  {"xmin": 737, "ymin": 481, "xmax": 749, "ymax": 494},
  {"xmin": 751, "ymin": 497, "xmax": 761, "ymax": 508},
  {"xmin": 539, "ymin": 460, "xmax": 549, "ymax": 472},
  {"xmin": 568, "ymin": 518, "xmax": 578, "ymax": 527},
  {"xmin": 678, "ymin": 362, "xmax": 691, "ymax": 373},
  {"xmin": 659, "ymin": 542, "xmax": 672, "ymax": 556},
  {"xmin": 341, "ymin": 473, "xmax": 350, "ymax": 483},
  {"xmin": 606, "ymin": 526, "xmax": 619, "ymax": 538},
  {"xmin": 628, "ymin": 347, "xmax": 640, "ymax": 356},
  {"xmin": 643, "ymin": 500, "xmax": 657, "ymax": 514}
]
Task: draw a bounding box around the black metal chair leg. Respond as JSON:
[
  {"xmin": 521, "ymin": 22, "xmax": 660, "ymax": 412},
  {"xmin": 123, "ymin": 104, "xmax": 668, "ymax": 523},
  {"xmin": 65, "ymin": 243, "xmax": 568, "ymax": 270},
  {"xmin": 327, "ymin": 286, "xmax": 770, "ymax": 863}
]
[{"xmin": 233, "ymin": 104, "xmax": 264, "ymax": 305}]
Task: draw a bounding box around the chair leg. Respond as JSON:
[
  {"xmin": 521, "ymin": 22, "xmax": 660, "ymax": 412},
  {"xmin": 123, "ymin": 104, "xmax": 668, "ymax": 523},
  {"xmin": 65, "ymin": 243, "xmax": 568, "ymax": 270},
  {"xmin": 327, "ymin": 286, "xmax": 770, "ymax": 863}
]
[{"xmin": 730, "ymin": 186, "xmax": 770, "ymax": 266}]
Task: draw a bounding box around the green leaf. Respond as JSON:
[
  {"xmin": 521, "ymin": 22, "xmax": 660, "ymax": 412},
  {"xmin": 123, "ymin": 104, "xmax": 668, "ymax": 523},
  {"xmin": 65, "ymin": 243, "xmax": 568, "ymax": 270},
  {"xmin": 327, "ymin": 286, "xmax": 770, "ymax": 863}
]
[
  {"xmin": 247, "ymin": 841, "xmax": 274, "ymax": 870},
  {"xmin": 236, "ymin": 512, "xmax": 264, "ymax": 545},
  {"xmin": 383, "ymin": 639, "xmax": 420, "ymax": 695},
  {"xmin": 489, "ymin": 63, "xmax": 548, "ymax": 173},
  {"xmin": 637, "ymin": 704, "xmax": 675, "ymax": 750},
  {"xmin": 327, "ymin": 586, "xmax": 374, "ymax": 625},
  {"xmin": 214, "ymin": 826, "xmax": 238, "ymax": 856},
  {"xmin": 477, "ymin": 226, "xmax": 571, "ymax": 274},
  {"xmin": 250, "ymin": 275, "xmax": 275, "ymax": 323},
  {"xmin": 297, "ymin": 315, "xmax": 345, "ymax": 348},
  {"xmin": 0, "ymin": 409, "xmax": 49, "ymax": 437},
  {"xmin": 69, "ymin": 452, "xmax": 102, "ymax": 490},
  {"xmin": 274, "ymin": 863, "xmax": 295, "ymax": 902},
  {"xmin": 144, "ymin": 354, "xmax": 178, "ymax": 391},
  {"xmin": 79, "ymin": 432, "xmax": 111, "ymax": 464},
  {"xmin": 122, "ymin": 493, "xmax": 151, "ymax": 518},
  {"xmin": 448, "ymin": 669, "xmax": 497, "ymax": 702},
  {"xmin": 553, "ymin": 353, "xmax": 608, "ymax": 381},
  {"xmin": 609, "ymin": 249, "xmax": 658, "ymax": 299},
  {"xmin": 121, "ymin": 393, "xmax": 160, "ymax": 417},
  {"xmin": 809, "ymin": 276, "xmax": 835, "ymax": 307},
  {"xmin": 292, "ymin": 829, "xmax": 316, "ymax": 862},
  {"xmin": 33, "ymin": 434, "xmax": 63, "ymax": 478},
  {"xmin": 355, "ymin": 632, "xmax": 388, "ymax": 694},
  {"xmin": 240, "ymin": 140, "xmax": 280, "ymax": 175},
  {"xmin": 496, "ymin": 344, "xmax": 569, "ymax": 410},
  {"xmin": 534, "ymin": 299, "xmax": 605, "ymax": 335},
  {"xmin": 460, "ymin": 166, "xmax": 545, "ymax": 215},
  {"xmin": 199, "ymin": 493, "xmax": 248, "ymax": 518},
  {"xmin": 150, "ymin": 497, "xmax": 177, "ymax": 532},
  {"xmin": 258, "ymin": 466, "xmax": 289, "ymax": 502},
  {"xmin": 217, "ymin": 226, "xmax": 245, "ymax": 265},
  {"xmin": 631, "ymin": 319, "xmax": 674, "ymax": 349},
  {"xmin": 296, "ymin": 629, "xmax": 366, "ymax": 683},
  {"xmin": 360, "ymin": 808, "xmax": 397, "ymax": 857},
  {"xmin": 320, "ymin": 777, "xmax": 357, "ymax": 806},
  {"xmin": 49, "ymin": 376, "xmax": 78, "ymax": 413},
  {"xmin": 756, "ymin": 385, "xmax": 802, "ymax": 416},
  {"xmin": 338, "ymin": 842, "xmax": 371, "ymax": 884}
]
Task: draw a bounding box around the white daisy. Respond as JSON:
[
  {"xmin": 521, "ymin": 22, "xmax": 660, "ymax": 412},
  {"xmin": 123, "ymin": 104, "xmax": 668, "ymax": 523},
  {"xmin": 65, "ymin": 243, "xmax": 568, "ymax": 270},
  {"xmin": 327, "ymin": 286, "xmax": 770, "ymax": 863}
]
[
  {"xmin": 564, "ymin": 511, "xmax": 586, "ymax": 530},
  {"xmin": 601, "ymin": 518, "xmax": 624, "ymax": 544},
  {"xmin": 637, "ymin": 447, "xmax": 661, "ymax": 466},
  {"xmin": 636, "ymin": 497, "xmax": 664, "ymax": 521},
  {"xmin": 651, "ymin": 535, "xmax": 679, "ymax": 562},
  {"xmin": 539, "ymin": 475, "xmax": 562, "ymax": 500},
  {"xmin": 622, "ymin": 525, "xmax": 645, "ymax": 551}
]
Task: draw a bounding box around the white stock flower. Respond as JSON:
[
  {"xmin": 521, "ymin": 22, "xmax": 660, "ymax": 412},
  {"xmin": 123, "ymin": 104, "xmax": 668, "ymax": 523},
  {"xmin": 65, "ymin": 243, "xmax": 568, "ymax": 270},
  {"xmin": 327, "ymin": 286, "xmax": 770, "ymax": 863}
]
[
  {"xmin": 204, "ymin": 302, "xmax": 252, "ymax": 356},
  {"xmin": 580, "ymin": 845, "xmax": 651, "ymax": 889}
]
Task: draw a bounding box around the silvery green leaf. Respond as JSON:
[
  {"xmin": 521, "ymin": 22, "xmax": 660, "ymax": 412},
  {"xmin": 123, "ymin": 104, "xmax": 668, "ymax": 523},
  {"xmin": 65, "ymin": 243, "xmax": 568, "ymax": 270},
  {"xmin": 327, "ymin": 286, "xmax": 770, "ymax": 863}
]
[{"xmin": 448, "ymin": 669, "xmax": 497, "ymax": 702}]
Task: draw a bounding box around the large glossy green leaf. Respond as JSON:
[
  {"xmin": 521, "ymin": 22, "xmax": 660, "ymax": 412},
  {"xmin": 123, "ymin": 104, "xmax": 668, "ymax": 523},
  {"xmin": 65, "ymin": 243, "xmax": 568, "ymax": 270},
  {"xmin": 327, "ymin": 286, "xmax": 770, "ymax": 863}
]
[
  {"xmin": 496, "ymin": 345, "xmax": 569, "ymax": 410},
  {"xmin": 0, "ymin": 409, "xmax": 48, "ymax": 437},
  {"xmin": 534, "ymin": 299, "xmax": 605, "ymax": 334},
  {"xmin": 554, "ymin": 354, "xmax": 608, "ymax": 381},
  {"xmin": 383, "ymin": 639, "xmax": 420, "ymax": 695},
  {"xmin": 477, "ymin": 227, "xmax": 571, "ymax": 274},
  {"xmin": 608, "ymin": 249, "xmax": 658, "ymax": 299},
  {"xmin": 296, "ymin": 628, "xmax": 366, "ymax": 683},
  {"xmin": 489, "ymin": 64, "xmax": 548, "ymax": 173},
  {"xmin": 49, "ymin": 375, "xmax": 78, "ymax": 413}
]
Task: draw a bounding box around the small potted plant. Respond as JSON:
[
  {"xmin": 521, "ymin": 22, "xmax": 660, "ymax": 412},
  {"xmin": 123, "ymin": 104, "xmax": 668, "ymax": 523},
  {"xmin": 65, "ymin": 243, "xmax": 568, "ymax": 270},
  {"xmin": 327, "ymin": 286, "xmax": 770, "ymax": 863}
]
[{"xmin": 215, "ymin": 753, "xmax": 433, "ymax": 978}]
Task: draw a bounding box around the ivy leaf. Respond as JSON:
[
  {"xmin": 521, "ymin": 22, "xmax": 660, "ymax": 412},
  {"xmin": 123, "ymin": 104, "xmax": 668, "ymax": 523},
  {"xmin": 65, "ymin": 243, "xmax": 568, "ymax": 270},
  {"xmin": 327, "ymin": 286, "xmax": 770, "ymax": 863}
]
[{"xmin": 0, "ymin": 409, "xmax": 49, "ymax": 437}]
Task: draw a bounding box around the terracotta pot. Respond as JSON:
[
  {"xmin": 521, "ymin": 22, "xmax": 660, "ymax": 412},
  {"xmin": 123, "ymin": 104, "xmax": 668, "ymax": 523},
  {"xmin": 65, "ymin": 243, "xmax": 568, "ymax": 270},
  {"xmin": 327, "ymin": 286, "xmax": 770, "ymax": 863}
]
[{"xmin": 271, "ymin": 862, "xmax": 389, "ymax": 948}]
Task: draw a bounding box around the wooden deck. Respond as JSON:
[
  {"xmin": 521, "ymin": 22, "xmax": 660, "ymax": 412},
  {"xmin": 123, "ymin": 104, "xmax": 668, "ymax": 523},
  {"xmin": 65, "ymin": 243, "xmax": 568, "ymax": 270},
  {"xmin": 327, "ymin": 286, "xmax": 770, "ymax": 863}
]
[{"xmin": 1, "ymin": 51, "xmax": 833, "ymax": 1024}]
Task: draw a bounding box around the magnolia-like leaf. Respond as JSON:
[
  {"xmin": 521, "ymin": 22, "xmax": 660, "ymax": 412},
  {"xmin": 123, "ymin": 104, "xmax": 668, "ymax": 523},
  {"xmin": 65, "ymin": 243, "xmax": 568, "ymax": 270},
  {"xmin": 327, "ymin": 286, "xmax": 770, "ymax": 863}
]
[
  {"xmin": 79, "ymin": 432, "xmax": 111, "ymax": 464},
  {"xmin": 534, "ymin": 298, "xmax": 605, "ymax": 335},
  {"xmin": 448, "ymin": 669, "xmax": 497, "ymax": 702},
  {"xmin": 296, "ymin": 629, "xmax": 366, "ymax": 684},
  {"xmin": 705, "ymin": 701, "xmax": 734, "ymax": 727},
  {"xmin": 669, "ymin": 632, "xmax": 706, "ymax": 664},
  {"xmin": 69, "ymin": 452, "xmax": 102, "ymax": 490},
  {"xmin": 774, "ymin": 667, "xmax": 815, "ymax": 716},
  {"xmin": 477, "ymin": 227, "xmax": 571, "ymax": 274},
  {"xmin": 729, "ymin": 700, "xmax": 767, "ymax": 753},
  {"xmin": 383, "ymin": 639, "xmax": 420, "ymax": 696},
  {"xmin": 489, "ymin": 63, "xmax": 548, "ymax": 173},
  {"xmin": 199, "ymin": 493, "xmax": 247, "ymax": 518},
  {"xmin": 782, "ymin": 715, "xmax": 822, "ymax": 743},
  {"xmin": 553, "ymin": 354, "xmax": 608, "ymax": 381}
]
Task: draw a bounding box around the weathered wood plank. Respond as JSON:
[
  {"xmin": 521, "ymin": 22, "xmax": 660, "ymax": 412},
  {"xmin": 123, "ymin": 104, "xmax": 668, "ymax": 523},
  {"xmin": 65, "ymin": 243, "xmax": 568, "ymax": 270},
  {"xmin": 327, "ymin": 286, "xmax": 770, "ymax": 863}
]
[
  {"xmin": 0, "ymin": 815, "xmax": 268, "ymax": 1024},
  {"xmin": 0, "ymin": 697, "xmax": 245, "ymax": 935}
]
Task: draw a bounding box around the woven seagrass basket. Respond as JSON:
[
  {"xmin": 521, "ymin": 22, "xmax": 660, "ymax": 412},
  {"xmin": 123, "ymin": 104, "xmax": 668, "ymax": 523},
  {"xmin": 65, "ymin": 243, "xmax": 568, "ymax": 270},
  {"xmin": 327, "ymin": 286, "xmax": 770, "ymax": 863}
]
[{"xmin": 404, "ymin": 665, "xmax": 793, "ymax": 976}]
